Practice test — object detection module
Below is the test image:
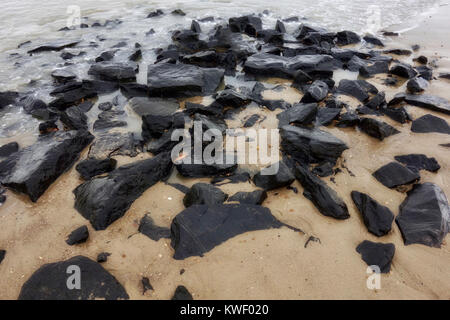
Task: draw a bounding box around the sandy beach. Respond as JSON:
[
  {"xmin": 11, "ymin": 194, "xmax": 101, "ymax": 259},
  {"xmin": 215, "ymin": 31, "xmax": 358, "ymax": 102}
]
[{"xmin": 0, "ymin": 3, "xmax": 449, "ymax": 300}]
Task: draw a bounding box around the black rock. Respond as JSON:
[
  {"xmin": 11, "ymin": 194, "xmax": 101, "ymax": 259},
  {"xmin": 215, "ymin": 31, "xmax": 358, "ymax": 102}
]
[
  {"xmin": 356, "ymin": 241, "xmax": 395, "ymax": 273},
  {"xmin": 407, "ymin": 77, "xmax": 428, "ymax": 93},
  {"xmin": 244, "ymin": 53, "xmax": 338, "ymax": 79},
  {"xmin": 147, "ymin": 9, "xmax": 164, "ymax": 18},
  {"xmin": 60, "ymin": 105, "xmax": 88, "ymax": 130},
  {"xmin": 138, "ymin": 214, "xmax": 170, "ymax": 241},
  {"xmin": 73, "ymin": 152, "xmax": 173, "ymax": 230},
  {"xmin": 336, "ymin": 112, "xmax": 360, "ymax": 127},
  {"xmin": 415, "ymin": 65, "xmax": 432, "ymax": 80},
  {"xmin": 0, "ymin": 250, "xmax": 5, "ymax": 264},
  {"xmin": 372, "ymin": 162, "xmax": 420, "ymax": 189},
  {"xmin": 252, "ymin": 161, "xmax": 295, "ymax": 191},
  {"xmin": 351, "ymin": 191, "xmax": 394, "ymax": 236},
  {"xmin": 411, "ymin": 114, "xmax": 450, "ymax": 134},
  {"xmin": 0, "ymin": 130, "xmax": 93, "ymax": 202},
  {"xmin": 211, "ymin": 172, "xmax": 251, "ymax": 185},
  {"xmin": 358, "ymin": 118, "xmax": 400, "ymax": 141},
  {"xmin": 75, "ymin": 158, "xmax": 117, "ymax": 180},
  {"xmin": 214, "ymin": 89, "xmax": 250, "ymax": 108},
  {"xmin": 142, "ymin": 277, "xmax": 154, "ymax": 294},
  {"xmin": 404, "ymin": 94, "xmax": 450, "ymax": 115},
  {"xmin": 172, "ymin": 286, "xmax": 193, "ymax": 300},
  {"xmin": 394, "ymin": 154, "xmax": 440, "ymax": 173},
  {"xmin": 280, "ymin": 125, "xmax": 348, "ymax": 164},
  {"xmin": 301, "ymin": 80, "xmax": 329, "ymax": 103},
  {"xmin": 243, "ymin": 114, "xmax": 262, "ymax": 128},
  {"xmin": 277, "ymin": 103, "xmax": 318, "ymax": 127},
  {"xmin": 396, "ymin": 183, "xmax": 449, "ymax": 248},
  {"xmin": 390, "ymin": 62, "xmax": 417, "ymax": 79},
  {"xmin": 183, "ymin": 183, "xmax": 228, "ymax": 207},
  {"xmin": 295, "ymin": 164, "xmax": 350, "ymax": 220},
  {"xmin": 359, "ymin": 61, "xmax": 390, "ymax": 78},
  {"xmin": 170, "ymin": 204, "xmax": 291, "ymax": 259},
  {"xmin": 141, "ymin": 114, "xmax": 173, "ymax": 140},
  {"xmin": 0, "ymin": 142, "xmax": 19, "ymax": 157},
  {"xmin": 19, "ymin": 97, "xmax": 47, "ymax": 114},
  {"xmin": 191, "ymin": 20, "xmax": 201, "ymax": 33},
  {"xmin": 18, "ymin": 256, "xmax": 129, "ymax": 300},
  {"xmin": 27, "ymin": 39, "xmax": 80, "ymax": 54},
  {"xmin": 88, "ymin": 62, "xmax": 138, "ymax": 82},
  {"xmin": 337, "ymin": 79, "xmax": 378, "ymax": 102},
  {"xmin": 147, "ymin": 63, "xmax": 224, "ymax": 97},
  {"xmin": 129, "ymin": 97, "xmax": 179, "ymax": 117},
  {"xmin": 311, "ymin": 161, "xmax": 335, "ymax": 177},
  {"xmin": 363, "ymin": 35, "xmax": 384, "ymax": 47},
  {"xmin": 229, "ymin": 15, "xmax": 262, "ymax": 37},
  {"xmin": 384, "ymin": 49, "xmax": 412, "ymax": 55},
  {"xmin": 66, "ymin": 225, "xmax": 89, "ymax": 245},
  {"xmin": 315, "ymin": 107, "xmax": 341, "ymax": 126},
  {"xmin": 171, "ymin": 9, "xmax": 186, "ymax": 16},
  {"xmin": 380, "ymin": 106, "xmax": 411, "ymax": 124},
  {"xmin": 438, "ymin": 72, "xmax": 450, "ymax": 79},
  {"xmin": 365, "ymin": 92, "xmax": 386, "ymax": 110},
  {"xmin": 49, "ymin": 82, "xmax": 97, "ymax": 111},
  {"xmin": 336, "ymin": 30, "xmax": 361, "ymax": 45},
  {"xmin": 97, "ymin": 252, "xmax": 111, "ymax": 263},
  {"xmin": 227, "ymin": 190, "xmax": 267, "ymax": 205},
  {"xmin": 88, "ymin": 132, "xmax": 137, "ymax": 158},
  {"xmin": 93, "ymin": 109, "xmax": 127, "ymax": 131},
  {"xmin": 275, "ymin": 20, "xmax": 286, "ymax": 33},
  {"xmin": 38, "ymin": 121, "xmax": 58, "ymax": 135},
  {"xmin": 98, "ymin": 102, "xmax": 112, "ymax": 111},
  {"xmin": 51, "ymin": 69, "xmax": 77, "ymax": 83}
]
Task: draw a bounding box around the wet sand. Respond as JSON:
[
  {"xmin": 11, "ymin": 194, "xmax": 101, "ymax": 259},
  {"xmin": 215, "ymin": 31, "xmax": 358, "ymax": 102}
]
[{"xmin": 1, "ymin": 8, "xmax": 450, "ymax": 300}]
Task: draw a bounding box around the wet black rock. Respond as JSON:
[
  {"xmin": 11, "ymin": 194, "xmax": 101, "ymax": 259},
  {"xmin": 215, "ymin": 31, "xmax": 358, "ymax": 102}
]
[
  {"xmin": 396, "ymin": 183, "xmax": 449, "ymax": 248},
  {"xmin": 88, "ymin": 132, "xmax": 138, "ymax": 158},
  {"xmin": 147, "ymin": 9, "xmax": 164, "ymax": 18},
  {"xmin": 211, "ymin": 172, "xmax": 251, "ymax": 185},
  {"xmin": 129, "ymin": 97, "xmax": 179, "ymax": 117},
  {"xmin": 229, "ymin": 15, "xmax": 262, "ymax": 37},
  {"xmin": 147, "ymin": 63, "xmax": 224, "ymax": 97},
  {"xmin": 0, "ymin": 130, "xmax": 93, "ymax": 202},
  {"xmin": 66, "ymin": 225, "xmax": 89, "ymax": 245},
  {"xmin": 227, "ymin": 190, "xmax": 267, "ymax": 205},
  {"xmin": 411, "ymin": 114, "xmax": 450, "ymax": 134},
  {"xmin": 88, "ymin": 62, "xmax": 138, "ymax": 82},
  {"xmin": 384, "ymin": 49, "xmax": 412, "ymax": 55},
  {"xmin": 416, "ymin": 66, "xmax": 433, "ymax": 80},
  {"xmin": 0, "ymin": 250, "xmax": 5, "ymax": 264},
  {"xmin": 311, "ymin": 161, "xmax": 335, "ymax": 177},
  {"xmin": 359, "ymin": 61, "xmax": 390, "ymax": 78},
  {"xmin": 372, "ymin": 162, "xmax": 420, "ymax": 189},
  {"xmin": 27, "ymin": 39, "xmax": 80, "ymax": 54},
  {"xmin": 394, "ymin": 154, "xmax": 440, "ymax": 173},
  {"xmin": 73, "ymin": 152, "xmax": 173, "ymax": 230},
  {"xmin": 252, "ymin": 161, "xmax": 295, "ymax": 191},
  {"xmin": 214, "ymin": 89, "xmax": 250, "ymax": 108},
  {"xmin": 277, "ymin": 103, "xmax": 318, "ymax": 127},
  {"xmin": 172, "ymin": 286, "xmax": 193, "ymax": 300},
  {"xmin": 380, "ymin": 106, "xmax": 411, "ymax": 124},
  {"xmin": 48, "ymin": 82, "xmax": 97, "ymax": 111},
  {"xmin": 295, "ymin": 164, "xmax": 350, "ymax": 220},
  {"xmin": 138, "ymin": 214, "xmax": 170, "ymax": 241},
  {"xmin": 18, "ymin": 256, "xmax": 129, "ymax": 300},
  {"xmin": 301, "ymin": 80, "xmax": 329, "ymax": 103},
  {"xmin": 244, "ymin": 53, "xmax": 338, "ymax": 79},
  {"xmin": 97, "ymin": 252, "xmax": 111, "ymax": 263},
  {"xmin": 363, "ymin": 35, "xmax": 384, "ymax": 47},
  {"xmin": 170, "ymin": 204, "xmax": 291, "ymax": 259},
  {"xmin": 0, "ymin": 142, "xmax": 19, "ymax": 157},
  {"xmin": 275, "ymin": 20, "xmax": 286, "ymax": 33},
  {"xmin": 176, "ymin": 160, "xmax": 237, "ymax": 178},
  {"xmin": 243, "ymin": 114, "xmax": 263, "ymax": 127},
  {"xmin": 93, "ymin": 109, "xmax": 127, "ymax": 131},
  {"xmin": 439, "ymin": 72, "xmax": 450, "ymax": 79},
  {"xmin": 171, "ymin": 9, "xmax": 186, "ymax": 16},
  {"xmin": 183, "ymin": 183, "xmax": 228, "ymax": 207},
  {"xmin": 351, "ymin": 191, "xmax": 394, "ymax": 236},
  {"xmin": 365, "ymin": 92, "xmax": 386, "ymax": 110},
  {"xmin": 315, "ymin": 107, "xmax": 341, "ymax": 126},
  {"xmin": 19, "ymin": 96, "xmax": 47, "ymax": 114},
  {"xmin": 336, "ymin": 112, "xmax": 360, "ymax": 128},
  {"xmin": 389, "ymin": 62, "xmax": 417, "ymax": 79},
  {"xmin": 356, "ymin": 241, "xmax": 395, "ymax": 273},
  {"xmin": 407, "ymin": 77, "xmax": 428, "ymax": 93},
  {"xmin": 404, "ymin": 94, "xmax": 450, "ymax": 115},
  {"xmin": 336, "ymin": 30, "xmax": 360, "ymax": 45},
  {"xmin": 280, "ymin": 125, "xmax": 348, "ymax": 164},
  {"xmin": 38, "ymin": 121, "xmax": 58, "ymax": 135},
  {"xmin": 75, "ymin": 158, "xmax": 117, "ymax": 180},
  {"xmin": 358, "ymin": 118, "xmax": 400, "ymax": 141},
  {"xmin": 82, "ymin": 79, "xmax": 119, "ymax": 94},
  {"xmin": 60, "ymin": 105, "xmax": 88, "ymax": 130},
  {"xmin": 336, "ymin": 79, "xmax": 378, "ymax": 102},
  {"xmin": 51, "ymin": 69, "xmax": 77, "ymax": 83}
]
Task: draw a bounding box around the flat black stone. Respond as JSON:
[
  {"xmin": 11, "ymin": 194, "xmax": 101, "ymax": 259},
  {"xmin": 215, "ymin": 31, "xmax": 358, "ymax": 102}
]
[
  {"xmin": 411, "ymin": 114, "xmax": 450, "ymax": 134},
  {"xmin": 172, "ymin": 286, "xmax": 193, "ymax": 300},
  {"xmin": 356, "ymin": 240, "xmax": 395, "ymax": 273},
  {"xmin": 372, "ymin": 162, "xmax": 420, "ymax": 189},
  {"xmin": 18, "ymin": 256, "xmax": 129, "ymax": 300},
  {"xmin": 66, "ymin": 226, "xmax": 89, "ymax": 245},
  {"xmin": 394, "ymin": 154, "xmax": 440, "ymax": 173},
  {"xmin": 358, "ymin": 118, "xmax": 400, "ymax": 141},
  {"xmin": 138, "ymin": 214, "xmax": 170, "ymax": 241},
  {"xmin": 0, "ymin": 142, "xmax": 19, "ymax": 157},
  {"xmin": 227, "ymin": 190, "xmax": 267, "ymax": 205},
  {"xmin": 75, "ymin": 158, "xmax": 117, "ymax": 180},
  {"xmin": 183, "ymin": 183, "xmax": 228, "ymax": 207},
  {"xmin": 252, "ymin": 161, "xmax": 295, "ymax": 191}
]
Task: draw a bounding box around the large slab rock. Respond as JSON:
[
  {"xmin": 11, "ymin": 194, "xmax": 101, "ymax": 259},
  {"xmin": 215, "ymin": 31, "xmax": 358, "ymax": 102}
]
[
  {"xmin": 88, "ymin": 62, "xmax": 138, "ymax": 82},
  {"xmin": 351, "ymin": 191, "xmax": 394, "ymax": 236},
  {"xmin": 356, "ymin": 241, "xmax": 395, "ymax": 273},
  {"xmin": 411, "ymin": 114, "xmax": 450, "ymax": 134},
  {"xmin": 358, "ymin": 118, "xmax": 400, "ymax": 141},
  {"xmin": 396, "ymin": 183, "xmax": 449, "ymax": 248},
  {"xmin": 27, "ymin": 39, "xmax": 80, "ymax": 54},
  {"xmin": 337, "ymin": 79, "xmax": 378, "ymax": 102},
  {"xmin": 18, "ymin": 256, "xmax": 129, "ymax": 300},
  {"xmin": 280, "ymin": 125, "xmax": 348, "ymax": 164},
  {"xmin": 394, "ymin": 154, "xmax": 440, "ymax": 173},
  {"xmin": 277, "ymin": 103, "xmax": 318, "ymax": 127},
  {"xmin": 147, "ymin": 63, "xmax": 224, "ymax": 97},
  {"xmin": 170, "ymin": 204, "xmax": 294, "ymax": 259},
  {"xmin": 295, "ymin": 165, "xmax": 350, "ymax": 220},
  {"xmin": 404, "ymin": 94, "xmax": 450, "ymax": 115},
  {"xmin": 243, "ymin": 53, "xmax": 338, "ymax": 79},
  {"xmin": 0, "ymin": 130, "xmax": 93, "ymax": 202},
  {"xmin": 73, "ymin": 152, "xmax": 173, "ymax": 230},
  {"xmin": 372, "ymin": 162, "xmax": 420, "ymax": 189}
]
